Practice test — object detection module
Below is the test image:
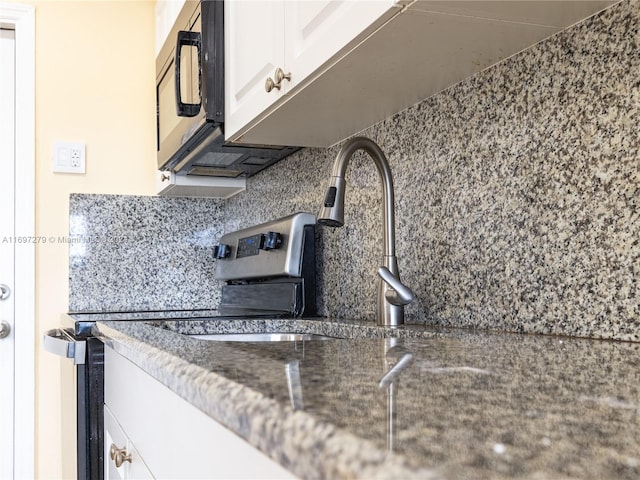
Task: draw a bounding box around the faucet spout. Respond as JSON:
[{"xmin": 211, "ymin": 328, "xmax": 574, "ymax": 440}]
[{"xmin": 318, "ymin": 137, "xmax": 414, "ymax": 327}]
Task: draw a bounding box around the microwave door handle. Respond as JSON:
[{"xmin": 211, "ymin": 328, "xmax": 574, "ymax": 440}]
[{"xmin": 175, "ymin": 30, "xmax": 201, "ymax": 117}]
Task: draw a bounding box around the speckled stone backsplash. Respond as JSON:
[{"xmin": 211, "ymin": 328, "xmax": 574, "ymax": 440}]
[
  {"xmin": 223, "ymin": 0, "xmax": 640, "ymax": 341},
  {"xmin": 68, "ymin": 194, "xmax": 224, "ymax": 312},
  {"xmin": 70, "ymin": 1, "xmax": 638, "ymax": 341}
]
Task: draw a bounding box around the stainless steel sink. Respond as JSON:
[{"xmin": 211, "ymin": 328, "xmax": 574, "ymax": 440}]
[{"xmin": 188, "ymin": 332, "xmax": 338, "ymax": 342}]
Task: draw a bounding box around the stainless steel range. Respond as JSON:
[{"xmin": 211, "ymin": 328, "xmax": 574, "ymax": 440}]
[
  {"xmin": 214, "ymin": 212, "xmax": 317, "ymax": 317},
  {"xmin": 43, "ymin": 212, "xmax": 317, "ymax": 480}
]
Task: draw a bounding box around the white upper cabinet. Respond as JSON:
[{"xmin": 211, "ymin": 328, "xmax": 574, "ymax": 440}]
[
  {"xmin": 225, "ymin": 1, "xmax": 286, "ymax": 138},
  {"xmin": 154, "ymin": 0, "xmax": 187, "ymax": 55},
  {"xmin": 226, "ymin": 0, "xmax": 616, "ymax": 148},
  {"xmin": 225, "ymin": 0, "xmax": 403, "ymax": 143},
  {"xmin": 283, "ymin": 1, "xmax": 402, "ymax": 90}
]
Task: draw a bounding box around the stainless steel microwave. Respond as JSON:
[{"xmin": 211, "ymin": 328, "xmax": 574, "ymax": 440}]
[{"xmin": 156, "ymin": 0, "xmax": 299, "ymax": 178}]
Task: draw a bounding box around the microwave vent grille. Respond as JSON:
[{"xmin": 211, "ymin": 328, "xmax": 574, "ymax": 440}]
[
  {"xmin": 195, "ymin": 151, "xmax": 245, "ymax": 167},
  {"xmin": 188, "ymin": 166, "xmax": 243, "ymax": 178}
]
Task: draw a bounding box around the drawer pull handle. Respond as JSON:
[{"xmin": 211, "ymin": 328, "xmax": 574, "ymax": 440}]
[{"xmin": 110, "ymin": 443, "xmax": 132, "ymax": 468}]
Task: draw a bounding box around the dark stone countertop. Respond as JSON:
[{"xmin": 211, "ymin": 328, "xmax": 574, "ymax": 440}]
[{"xmin": 92, "ymin": 316, "xmax": 640, "ymax": 479}]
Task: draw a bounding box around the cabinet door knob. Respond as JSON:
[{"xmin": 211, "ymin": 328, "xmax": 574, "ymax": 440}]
[
  {"xmin": 0, "ymin": 321, "xmax": 10, "ymax": 340},
  {"xmin": 110, "ymin": 443, "xmax": 132, "ymax": 468},
  {"xmin": 274, "ymin": 67, "xmax": 291, "ymax": 85},
  {"xmin": 0, "ymin": 284, "xmax": 10, "ymax": 300},
  {"xmin": 265, "ymin": 67, "xmax": 292, "ymax": 92},
  {"xmin": 265, "ymin": 76, "xmax": 278, "ymax": 92}
]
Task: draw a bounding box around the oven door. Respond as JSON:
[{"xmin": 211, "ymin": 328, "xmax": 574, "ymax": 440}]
[{"xmin": 43, "ymin": 329, "xmax": 104, "ymax": 480}]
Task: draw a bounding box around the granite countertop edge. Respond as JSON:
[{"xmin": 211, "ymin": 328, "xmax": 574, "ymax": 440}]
[{"xmin": 94, "ymin": 319, "xmax": 442, "ymax": 480}]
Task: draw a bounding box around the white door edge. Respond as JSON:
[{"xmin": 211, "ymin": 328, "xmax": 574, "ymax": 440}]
[{"xmin": 0, "ymin": 3, "xmax": 35, "ymax": 479}]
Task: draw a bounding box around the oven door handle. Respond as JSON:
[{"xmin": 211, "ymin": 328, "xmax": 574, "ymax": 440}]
[{"xmin": 43, "ymin": 328, "xmax": 86, "ymax": 365}]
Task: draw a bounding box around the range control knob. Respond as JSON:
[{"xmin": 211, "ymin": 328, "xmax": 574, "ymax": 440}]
[
  {"xmin": 260, "ymin": 232, "xmax": 282, "ymax": 251},
  {"xmin": 213, "ymin": 244, "xmax": 231, "ymax": 259}
]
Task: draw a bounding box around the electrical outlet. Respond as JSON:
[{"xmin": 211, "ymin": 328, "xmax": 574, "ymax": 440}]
[
  {"xmin": 70, "ymin": 147, "xmax": 82, "ymax": 168},
  {"xmin": 53, "ymin": 141, "xmax": 85, "ymax": 174}
]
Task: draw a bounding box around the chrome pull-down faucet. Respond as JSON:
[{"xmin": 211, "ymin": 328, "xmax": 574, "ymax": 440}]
[{"xmin": 318, "ymin": 137, "xmax": 414, "ymax": 327}]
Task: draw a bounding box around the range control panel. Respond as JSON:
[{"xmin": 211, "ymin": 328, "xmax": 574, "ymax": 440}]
[
  {"xmin": 236, "ymin": 231, "xmax": 282, "ymax": 258},
  {"xmin": 237, "ymin": 234, "xmax": 263, "ymax": 258},
  {"xmin": 214, "ymin": 212, "xmax": 316, "ymax": 281}
]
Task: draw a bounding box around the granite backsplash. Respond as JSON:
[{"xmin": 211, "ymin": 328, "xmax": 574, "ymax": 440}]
[
  {"xmin": 70, "ymin": 0, "xmax": 639, "ymax": 341},
  {"xmin": 68, "ymin": 194, "xmax": 224, "ymax": 312}
]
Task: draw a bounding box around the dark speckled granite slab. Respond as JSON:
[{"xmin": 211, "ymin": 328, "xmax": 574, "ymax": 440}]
[{"xmin": 94, "ymin": 318, "xmax": 640, "ymax": 480}]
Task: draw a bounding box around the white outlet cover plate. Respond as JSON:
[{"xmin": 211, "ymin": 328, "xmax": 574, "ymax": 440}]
[{"xmin": 53, "ymin": 141, "xmax": 85, "ymax": 174}]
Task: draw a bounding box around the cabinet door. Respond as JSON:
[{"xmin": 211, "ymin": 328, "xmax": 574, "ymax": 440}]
[
  {"xmin": 284, "ymin": 0, "xmax": 398, "ymax": 90},
  {"xmin": 225, "ymin": 0, "xmax": 285, "ymax": 139}
]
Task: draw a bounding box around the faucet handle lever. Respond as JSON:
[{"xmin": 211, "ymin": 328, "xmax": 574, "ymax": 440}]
[{"xmin": 378, "ymin": 266, "xmax": 415, "ymax": 306}]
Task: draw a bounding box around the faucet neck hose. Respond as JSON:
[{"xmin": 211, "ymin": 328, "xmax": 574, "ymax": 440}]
[{"xmin": 331, "ymin": 137, "xmax": 396, "ymax": 258}]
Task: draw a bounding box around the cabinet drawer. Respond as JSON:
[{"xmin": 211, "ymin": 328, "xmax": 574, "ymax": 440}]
[{"xmin": 104, "ymin": 405, "xmax": 153, "ymax": 480}]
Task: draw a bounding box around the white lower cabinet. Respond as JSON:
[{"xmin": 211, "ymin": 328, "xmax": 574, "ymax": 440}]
[{"xmin": 104, "ymin": 346, "xmax": 296, "ymax": 479}]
